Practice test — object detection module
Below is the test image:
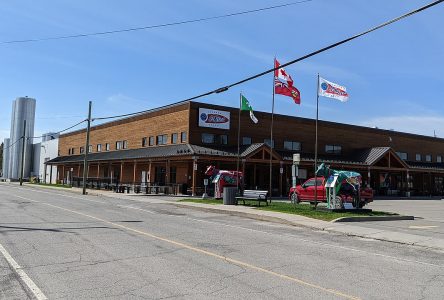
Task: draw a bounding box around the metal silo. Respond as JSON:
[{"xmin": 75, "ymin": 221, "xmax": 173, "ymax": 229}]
[
  {"xmin": 2, "ymin": 138, "xmax": 10, "ymax": 178},
  {"xmin": 8, "ymin": 97, "xmax": 36, "ymax": 180}
]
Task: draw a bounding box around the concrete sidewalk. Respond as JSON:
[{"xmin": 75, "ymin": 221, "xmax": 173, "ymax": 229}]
[{"xmin": 9, "ymin": 183, "xmax": 444, "ymax": 252}]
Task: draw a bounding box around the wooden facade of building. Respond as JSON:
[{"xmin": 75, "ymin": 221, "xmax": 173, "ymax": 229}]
[{"xmin": 48, "ymin": 101, "xmax": 444, "ymax": 197}]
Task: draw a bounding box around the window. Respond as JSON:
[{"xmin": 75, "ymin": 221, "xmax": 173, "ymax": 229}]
[
  {"xmin": 171, "ymin": 133, "xmax": 178, "ymax": 144},
  {"xmin": 219, "ymin": 134, "xmax": 228, "ymax": 145},
  {"xmin": 437, "ymin": 156, "xmax": 442, "ymax": 163},
  {"xmin": 68, "ymin": 148, "xmax": 71, "ymax": 155},
  {"xmin": 303, "ymin": 178, "xmax": 323, "ymax": 187},
  {"xmin": 242, "ymin": 137, "xmax": 252, "ymax": 146},
  {"xmin": 157, "ymin": 135, "xmax": 167, "ymax": 145},
  {"xmin": 426, "ymin": 154, "xmax": 432, "ymax": 162},
  {"xmin": 116, "ymin": 141, "xmax": 122, "ymax": 150},
  {"xmin": 88, "ymin": 145, "xmax": 92, "ymax": 153},
  {"xmin": 416, "ymin": 154, "xmax": 421, "ymax": 161},
  {"xmin": 123, "ymin": 140, "xmax": 128, "ymax": 149},
  {"xmin": 105, "ymin": 143, "xmax": 110, "ymax": 151},
  {"xmin": 284, "ymin": 141, "xmax": 301, "ymax": 151},
  {"xmin": 80, "ymin": 146, "xmax": 84, "ymax": 154},
  {"xmin": 181, "ymin": 132, "xmax": 187, "ymax": 143},
  {"xmin": 170, "ymin": 167, "xmax": 177, "ymax": 184},
  {"xmin": 325, "ymin": 145, "xmax": 342, "ymax": 154},
  {"xmin": 142, "ymin": 137, "xmax": 147, "ymax": 147},
  {"xmin": 202, "ymin": 133, "xmax": 215, "ymax": 144},
  {"xmin": 396, "ymin": 152, "xmax": 407, "ymax": 160},
  {"xmin": 97, "ymin": 144, "xmax": 102, "ymax": 152},
  {"xmin": 149, "ymin": 136, "xmax": 155, "ymax": 146},
  {"xmin": 264, "ymin": 139, "xmax": 274, "ymax": 148}
]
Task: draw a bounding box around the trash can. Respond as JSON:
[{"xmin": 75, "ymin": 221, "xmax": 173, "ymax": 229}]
[{"xmin": 223, "ymin": 187, "xmax": 238, "ymax": 205}]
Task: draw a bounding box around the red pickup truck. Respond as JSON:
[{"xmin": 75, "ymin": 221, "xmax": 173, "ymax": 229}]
[{"xmin": 288, "ymin": 177, "xmax": 374, "ymax": 207}]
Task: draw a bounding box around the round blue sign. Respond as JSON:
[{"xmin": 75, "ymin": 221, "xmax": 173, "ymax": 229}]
[
  {"xmin": 200, "ymin": 113, "xmax": 207, "ymax": 121},
  {"xmin": 321, "ymin": 82, "xmax": 328, "ymax": 91}
]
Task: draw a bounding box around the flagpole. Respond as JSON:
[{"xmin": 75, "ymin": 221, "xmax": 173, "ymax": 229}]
[
  {"xmin": 269, "ymin": 58, "xmax": 276, "ymax": 201},
  {"xmin": 314, "ymin": 73, "xmax": 320, "ymax": 207},
  {"xmin": 237, "ymin": 92, "xmax": 242, "ymax": 194}
]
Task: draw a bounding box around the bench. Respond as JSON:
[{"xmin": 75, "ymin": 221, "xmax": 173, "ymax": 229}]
[{"xmin": 236, "ymin": 190, "xmax": 269, "ymax": 206}]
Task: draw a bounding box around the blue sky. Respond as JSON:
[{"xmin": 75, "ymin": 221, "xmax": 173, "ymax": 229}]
[{"xmin": 1, "ymin": 0, "xmax": 443, "ymax": 143}]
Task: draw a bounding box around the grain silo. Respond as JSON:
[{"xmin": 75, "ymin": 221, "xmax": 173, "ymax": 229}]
[
  {"xmin": 8, "ymin": 97, "xmax": 36, "ymax": 180},
  {"xmin": 2, "ymin": 138, "xmax": 10, "ymax": 179}
]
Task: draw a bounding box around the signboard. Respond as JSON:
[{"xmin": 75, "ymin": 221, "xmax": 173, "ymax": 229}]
[
  {"xmin": 293, "ymin": 153, "xmax": 300, "ymax": 164},
  {"xmin": 198, "ymin": 108, "xmax": 230, "ymax": 130},
  {"xmin": 204, "ymin": 179, "xmax": 209, "ymax": 186},
  {"xmin": 280, "ymin": 167, "xmax": 283, "ymax": 174}
]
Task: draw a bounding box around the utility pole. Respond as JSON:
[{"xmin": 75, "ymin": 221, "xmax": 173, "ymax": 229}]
[
  {"xmin": 20, "ymin": 119, "xmax": 26, "ymax": 186},
  {"xmin": 82, "ymin": 101, "xmax": 92, "ymax": 195}
]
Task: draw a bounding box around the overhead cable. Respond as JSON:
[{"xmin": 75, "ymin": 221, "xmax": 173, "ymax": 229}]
[
  {"xmin": 0, "ymin": 1, "xmax": 313, "ymax": 45},
  {"xmin": 28, "ymin": 119, "xmax": 87, "ymax": 139},
  {"xmin": 94, "ymin": 0, "xmax": 444, "ymax": 122}
]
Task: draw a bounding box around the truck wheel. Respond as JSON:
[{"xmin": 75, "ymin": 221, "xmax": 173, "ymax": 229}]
[{"xmin": 291, "ymin": 192, "xmax": 300, "ymax": 204}]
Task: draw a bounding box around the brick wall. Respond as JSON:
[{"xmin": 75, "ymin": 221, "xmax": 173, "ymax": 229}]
[{"xmin": 59, "ymin": 103, "xmax": 190, "ymax": 156}]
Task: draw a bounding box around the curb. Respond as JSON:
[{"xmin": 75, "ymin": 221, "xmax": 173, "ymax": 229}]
[
  {"xmin": 332, "ymin": 215, "xmax": 415, "ymax": 222},
  {"xmin": 173, "ymin": 202, "xmax": 444, "ymax": 251}
]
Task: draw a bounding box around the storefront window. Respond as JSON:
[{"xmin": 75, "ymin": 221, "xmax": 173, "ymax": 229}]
[{"xmin": 416, "ymin": 154, "xmax": 421, "ymax": 161}]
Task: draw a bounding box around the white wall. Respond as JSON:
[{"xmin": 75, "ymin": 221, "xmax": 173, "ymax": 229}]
[{"xmin": 39, "ymin": 138, "xmax": 59, "ymax": 184}]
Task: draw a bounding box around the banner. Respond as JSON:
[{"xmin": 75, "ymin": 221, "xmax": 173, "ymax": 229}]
[{"xmin": 198, "ymin": 108, "xmax": 230, "ymax": 129}]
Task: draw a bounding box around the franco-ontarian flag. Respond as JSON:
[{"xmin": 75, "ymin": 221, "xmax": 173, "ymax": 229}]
[
  {"xmin": 241, "ymin": 95, "xmax": 258, "ymax": 124},
  {"xmin": 318, "ymin": 77, "xmax": 349, "ymax": 102}
]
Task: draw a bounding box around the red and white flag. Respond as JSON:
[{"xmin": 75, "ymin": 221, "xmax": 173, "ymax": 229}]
[
  {"xmin": 318, "ymin": 77, "xmax": 349, "ymax": 102},
  {"xmin": 274, "ymin": 59, "xmax": 301, "ymax": 104}
]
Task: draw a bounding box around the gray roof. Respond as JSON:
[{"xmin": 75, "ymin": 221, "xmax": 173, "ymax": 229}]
[
  {"xmin": 353, "ymin": 147, "xmax": 391, "ymax": 165},
  {"xmin": 47, "ymin": 143, "xmax": 269, "ymax": 164}
]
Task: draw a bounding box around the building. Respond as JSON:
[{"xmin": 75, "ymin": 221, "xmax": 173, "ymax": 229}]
[
  {"xmin": 1, "ymin": 138, "xmax": 10, "ymax": 179},
  {"xmin": 47, "ymin": 101, "xmax": 444, "ymax": 197},
  {"xmin": 32, "ymin": 133, "xmax": 59, "ymax": 184},
  {"xmin": 6, "ymin": 97, "xmax": 36, "ymax": 180}
]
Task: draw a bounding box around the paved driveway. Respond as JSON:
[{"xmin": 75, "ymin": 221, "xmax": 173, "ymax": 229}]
[{"xmin": 359, "ymin": 199, "xmax": 444, "ymax": 240}]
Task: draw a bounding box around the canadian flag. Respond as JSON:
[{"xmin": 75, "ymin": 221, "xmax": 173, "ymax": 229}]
[
  {"xmin": 274, "ymin": 59, "xmax": 301, "ymax": 104},
  {"xmin": 274, "ymin": 59, "xmax": 294, "ymax": 85}
]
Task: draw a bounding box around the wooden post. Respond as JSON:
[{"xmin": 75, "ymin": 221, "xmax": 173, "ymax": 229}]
[
  {"xmin": 97, "ymin": 164, "xmax": 100, "ymax": 178},
  {"xmin": 166, "ymin": 160, "xmax": 170, "ymax": 184},
  {"xmin": 192, "ymin": 157, "xmax": 197, "ymax": 196},
  {"xmin": 120, "ymin": 162, "xmax": 124, "ymax": 183},
  {"xmin": 148, "ymin": 160, "xmax": 152, "ymax": 185},
  {"xmin": 62, "ymin": 165, "xmax": 65, "ymax": 184},
  {"xmin": 253, "ymin": 164, "xmax": 257, "ymax": 189},
  {"xmin": 279, "ymin": 161, "xmax": 283, "ymax": 197},
  {"xmin": 133, "ymin": 161, "xmax": 137, "ymax": 185}
]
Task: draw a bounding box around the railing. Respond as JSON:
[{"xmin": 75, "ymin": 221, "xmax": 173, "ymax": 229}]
[{"xmin": 71, "ymin": 177, "xmax": 187, "ymax": 195}]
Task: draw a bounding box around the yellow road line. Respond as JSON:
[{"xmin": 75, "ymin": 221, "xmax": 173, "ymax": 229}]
[{"xmin": 11, "ymin": 194, "xmax": 361, "ymax": 300}]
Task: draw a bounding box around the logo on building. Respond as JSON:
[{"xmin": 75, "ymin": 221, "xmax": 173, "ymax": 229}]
[{"xmin": 198, "ymin": 108, "xmax": 230, "ymax": 129}]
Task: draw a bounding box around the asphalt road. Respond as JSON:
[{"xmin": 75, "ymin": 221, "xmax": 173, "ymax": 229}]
[
  {"xmin": 362, "ymin": 199, "xmax": 444, "ymax": 240},
  {"xmin": 0, "ymin": 184, "xmax": 443, "ymax": 300}
]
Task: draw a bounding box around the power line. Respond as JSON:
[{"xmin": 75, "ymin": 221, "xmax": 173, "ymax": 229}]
[
  {"xmin": 1, "ymin": 137, "xmax": 23, "ymax": 151},
  {"xmin": 94, "ymin": 0, "xmax": 444, "ymax": 122},
  {"xmin": 28, "ymin": 119, "xmax": 87, "ymax": 140},
  {"xmin": 0, "ymin": 1, "xmax": 313, "ymax": 45}
]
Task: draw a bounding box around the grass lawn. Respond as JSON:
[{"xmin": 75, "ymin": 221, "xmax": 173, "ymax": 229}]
[
  {"xmin": 256, "ymin": 202, "xmax": 397, "ymax": 221},
  {"xmin": 32, "ymin": 182, "xmax": 72, "ymax": 189},
  {"xmin": 179, "ymin": 198, "xmax": 397, "ymax": 221}
]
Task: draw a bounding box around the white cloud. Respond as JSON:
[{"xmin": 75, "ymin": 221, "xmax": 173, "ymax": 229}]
[{"xmin": 360, "ymin": 115, "xmax": 444, "ymax": 137}]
